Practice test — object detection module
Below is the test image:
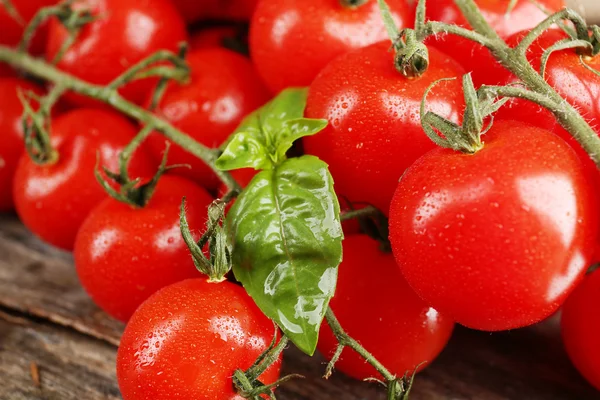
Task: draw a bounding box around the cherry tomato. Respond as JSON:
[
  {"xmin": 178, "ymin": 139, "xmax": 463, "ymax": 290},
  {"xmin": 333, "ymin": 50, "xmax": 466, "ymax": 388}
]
[
  {"xmin": 13, "ymin": 108, "xmax": 157, "ymax": 250},
  {"xmin": 250, "ymin": 0, "xmax": 412, "ymax": 94},
  {"xmin": 46, "ymin": 0, "xmax": 187, "ymax": 107},
  {"xmin": 0, "ymin": 78, "xmax": 44, "ymax": 212},
  {"xmin": 74, "ymin": 175, "xmax": 213, "ymax": 322},
  {"xmin": 147, "ymin": 48, "xmax": 270, "ymax": 190},
  {"xmin": 304, "ymin": 41, "xmax": 465, "ymax": 214},
  {"xmin": 171, "ymin": 0, "xmax": 257, "ymax": 23},
  {"xmin": 190, "ymin": 26, "xmax": 241, "ymax": 50},
  {"xmin": 561, "ymin": 268, "xmax": 600, "ymax": 391},
  {"xmin": 424, "ymin": 0, "xmax": 565, "ymax": 87},
  {"xmin": 117, "ymin": 278, "xmax": 282, "ymax": 400},
  {"xmin": 0, "ymin": 0, "xmax": 58, "ymax": 54},
  {"xmin": 318, "ymin": 235, "xmax": 454, "ymax": 380},
  {"xmin": 389, "ymin": 120, "xmax": 599, "ymax": 331}
]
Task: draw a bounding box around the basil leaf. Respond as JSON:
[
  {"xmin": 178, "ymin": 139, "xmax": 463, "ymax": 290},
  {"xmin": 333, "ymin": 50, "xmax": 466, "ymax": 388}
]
[
  {"xmin": 216, "ymin": 88, "xmax": 327, "ymax": 171},
  {"xmin": 226, "ymin": 155, "xmax": 343, "ymax": 355}
]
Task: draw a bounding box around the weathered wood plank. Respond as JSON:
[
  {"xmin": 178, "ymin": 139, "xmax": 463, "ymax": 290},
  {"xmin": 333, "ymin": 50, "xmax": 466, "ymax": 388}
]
[{"xmin": 1, "ymin": 214, "xmax": 599, "ymax": 399}]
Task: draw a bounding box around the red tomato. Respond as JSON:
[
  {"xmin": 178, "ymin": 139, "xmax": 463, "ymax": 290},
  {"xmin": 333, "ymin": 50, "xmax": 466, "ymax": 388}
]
[
  {"xmin": 319, "ymin": 235, "xmax": 454, "ymax": 380},
  {"xmin": 46, "ymin": 0, "xmax": 187, "ymax": 106},
  {"xmin": 424, "ymin": 0, "xmax": 565, "ymax": 86},
  {"xmin": 304, "ymin": 41, "xmax": 465, "ymax": 214},
  {"xmin": 0, "ymin": 78, "xmax": 44, "ymax": 212},
  {"xmin": 561, "ymin": 269, "xmax": 600, "ymax": 391},
  {"xmin": 250, "ymin": 0, "xmax": 412, "ymax": 94},
  {"xmin": 117, "ymin": 279, "xmax": 282, "ymax": 400},
  {"xmin": 74, "ymin": 175, "xmax": 213, "ymax": 322},
  {"xmin": 0, "ymin": 0, "xmax": 58, "ymax": 53},
  {"xmin": 147, "ymin": 49, "xmax": 270, "ymax": 191},
  {"xmin": 190, "ymin": 26, "xmax": 241, "ymax": 50},
  {"xmin": 389, "ymin": 120, "xmax": 599, "ymax": 331},
  {"xmin": 13, "ymin": 108, "xmax": 157, "ymax": 250},
  {"xmin": 171, "ymin": 0, "xmax": 257, "ymax": 23}
]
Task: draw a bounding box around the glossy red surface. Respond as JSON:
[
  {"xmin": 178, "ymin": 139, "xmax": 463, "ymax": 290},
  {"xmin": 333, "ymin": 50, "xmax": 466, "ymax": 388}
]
[
  {"xmin": 46, "ymin": 0, "xmax": 187, "ymax": 106},
  {"xmin": 0, "ymin": 0, "xmax": 58, "ymax": 53},
  {"xmin": 389, "ymin": 121, "xmax": 599, "ymax": 331},
  {"xmin": 147, "ymin": 49, "xmax": 270, "ymax": 190},
  {"xmin": 0, "ymin": 78, "xmax": 44, "ymax": 211},
  {"xmin": 117, "ymin": 279, "xmax": 282, "ymax": 400},
  {"xmin": 13, "ymin": 108, "xmax": 157, "ymax": 250},
  {"xmin": 304, "ymin": 41, "xmax": 465, "ymax": 215},
  {"xmin": 424, "ymin": 0, "xmax": 565, "ymax": 87},
  {"xmin": 318, "ymin": 235, "xmax": 454, "ymax": 380},
  {"xmin": 562, "ymin": 269, "xmax": 600, "ymax": 391},
  {"xmin": 74, "ymin": 175, "xmax": 213, "ymax": 322},
  {"xmin": 249, "ymin": 0, "xmax": 412, "ymax": 94}
]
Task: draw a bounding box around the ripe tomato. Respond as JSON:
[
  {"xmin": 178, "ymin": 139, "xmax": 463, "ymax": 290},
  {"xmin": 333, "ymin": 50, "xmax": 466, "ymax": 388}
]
[
  {"xmin": 46, "ymin": 0, "xmax": 187, "ymax": 106},
  {"xmin": 318, "ymin": 235, "xmax": 454, "ymax": 380},
  {"xmin": 250, "ymin": 0, "xmax": 412, "ymax": 94},
  {"xmin": 0, "ymin": 78, "xmax": 44, "ymax": 212},
  {"xmin": 117, "ymin": 279, "xmax": 282, "ymax": 400},
  {"xmin": 561, "ymin": 269, "xmax": 600, "ymax": 391},
  {"xmin": 424, "ymin": 0, "xmax": 565, "ymax": 86},
  {"xmin": 389, "ymin": 120, "xmax": 599, "ymax": 331},
  {"xmin": 147, "ymin": 48, "xmax": 270, "ymax": 190},
  {"xmin": 0, "ymin": 0, "xmax": 58, "ymax": 53},
  {"xmin": 74, "ymin": 175, "xmax": 213, "ymax": 322},
  {"xmin": 190, "ymin": 26, "xmax": 242, "ymax": 50},
  {"xmin": 13, "ymin": 108, "xmax": 156, "ymax": 250},
  {"xmin": 171, "ymin": 0, "xmax": 257, "ymax": 23},
  {"xmin": 304, "ymin": 41, "xmax": 465, "ymax": 214}
]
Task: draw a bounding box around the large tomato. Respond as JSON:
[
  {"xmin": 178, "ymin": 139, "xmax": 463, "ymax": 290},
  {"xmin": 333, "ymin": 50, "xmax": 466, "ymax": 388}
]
[
  {"xmin": 250, "ymin": 0, "xmax": 412, "ymax": 94},
  {"xmin": 0, "ymin": 78, "xmax": 44, "ymax": 212},
  {"xmin": 0, "ymin": 0, "xmax": 58, "ymax": 53},
  {"xmin": 46, "ymin": 0, "xmax": 187, "ymax": 106},
  {"xmin": 146, "ymin": 48, "xmax": 270, "ymax": 190},
  {"xmin": 13, "ymin": 108, "xmax": 156, "ymax": 250},
  {"xmin": 561, "ymin": 269, "xmax": 600, "ymax": 391},
  {"xmin": 424, "ymin": 0, "xmax": 565, "ymax": 86},
  {"xmin": 389, "ymin": 120, "xmax": 599, "ymax": 331},
  {"xmin": 318, "ymin": 235, "xmax": 454, "ymax": 380},
  {"xmin": 304, "ymin": 41, "xmax": 465, "ymax": 214},
  {"xmin": 117, "ymin": 279, "xmax": 282, "ymax": 400},
  {"xmin": 74, "ymin": 175, "xmax": 213, "ymax": 322}
]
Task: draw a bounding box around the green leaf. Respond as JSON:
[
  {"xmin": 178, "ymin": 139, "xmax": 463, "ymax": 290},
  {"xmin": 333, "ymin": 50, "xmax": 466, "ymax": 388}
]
[
  {"xmin": 226, "ymin": 155, "xmax": 343, "ymax": 355},
  {"xmin": 216, "ymin": 88, "xmax": 327, "ymax": 171}
]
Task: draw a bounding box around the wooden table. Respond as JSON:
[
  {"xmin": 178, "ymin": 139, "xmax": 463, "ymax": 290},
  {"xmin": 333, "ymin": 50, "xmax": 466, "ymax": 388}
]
[{"xmin": 0, "ymin": 214, "xmax": 598, "ymax": 400}]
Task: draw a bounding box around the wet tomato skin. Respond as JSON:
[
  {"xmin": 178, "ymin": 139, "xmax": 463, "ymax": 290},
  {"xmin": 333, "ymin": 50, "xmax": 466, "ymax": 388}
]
[
  {"xmin": 117, "ymin": 278, "xmax": 282, "ymax": 400},
  {"xmin": 561, "ymin": 269, "xmax": 600, "ymax": 391},
  {"xmin": 13, "ymin": 108, "xmax": 157, "ymax": 250},
  {"xmin": 389, "ymin": 120, "xmax": 599, "ymax": 331},
  {"xmin": 74, "ymin": 175, "xmax": 213, "ymax": 322},
  {"xmin": 0, "ymin": 78, "xmax": 44, "ymax": 212},
  {"xmin": 318, "ymin": 235, "xmax": 454, "ymax": 380},
  {"xmin": 146, "ymin": 49, "xmax": 270, "ymax": 191},
  {"xmin": 250, "ymin": 0, "xmax": 412, "ymax": 94},
  {"xmin": 304, "ymin": 41, "xmax": 465, "ymax": 215},
  {"xmin": 46, "ymin": 0, "xmax": 187, "ymax": 106}
]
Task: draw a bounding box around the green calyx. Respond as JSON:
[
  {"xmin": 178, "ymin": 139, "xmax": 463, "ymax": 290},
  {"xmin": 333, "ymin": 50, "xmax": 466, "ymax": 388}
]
[{"xmin": 339, "ymin": 0, "xmax": 368, "ymax": 8}]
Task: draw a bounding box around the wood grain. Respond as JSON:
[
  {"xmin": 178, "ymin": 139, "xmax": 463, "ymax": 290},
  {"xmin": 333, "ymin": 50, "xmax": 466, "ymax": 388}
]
[{"xmin": 0, "ymin": 214, "xmax": 598, "ymax": 399}]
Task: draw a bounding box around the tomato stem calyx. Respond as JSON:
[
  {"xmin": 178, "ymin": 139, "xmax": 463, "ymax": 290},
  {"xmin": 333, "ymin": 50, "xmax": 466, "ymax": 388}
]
[{"xmin": 339, "ymin": 0, "xmax": 368, "ymax": 8}]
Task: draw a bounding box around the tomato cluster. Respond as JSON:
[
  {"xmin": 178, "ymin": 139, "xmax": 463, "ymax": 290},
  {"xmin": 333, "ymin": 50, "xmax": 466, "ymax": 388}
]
[{"xmin": 2, "ymin": 0, "xmax": 600, "ymax": 398}]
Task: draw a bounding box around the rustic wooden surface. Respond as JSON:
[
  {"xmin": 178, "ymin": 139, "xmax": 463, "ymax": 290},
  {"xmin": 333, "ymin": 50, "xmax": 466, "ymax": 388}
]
[{"xmin": 0, "ymin": 213, "xmax": 599, "ymax": 400}]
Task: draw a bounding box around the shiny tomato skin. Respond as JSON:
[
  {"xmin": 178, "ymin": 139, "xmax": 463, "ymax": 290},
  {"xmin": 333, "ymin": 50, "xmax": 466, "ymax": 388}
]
[
  {"xmin": 561, "ymin": 269, "xmax": 600, "ymax": 391},
  {"xmin": 424, "ymin": 0, "xmax": 565, "ymax": 87},
  {"xmin": 46, "ymin": 0, "xmax": 187, "ymax": 107},
  {"xmin": 146, "ymin": 49, "xmax": 270, "ymax": 190},
  {"xmin": 0, "ymin": 0, "xmax": 59, "ymax": 53},
  {"xmin": 389, "ymin": 120, "xmax": 599, "ymax": 331},
  {"xmin": 13, "ymin": 108, "xmax": 157, "ymax": 250},
  {"xmin": 304, "ymin": 41, "xmax": 465, "ymax": 214},
  {"xmin": 250, "ymin": 0, "xmax": 412, "ymax": 94},
  {"xmin": 0, "ymin": 78, "xmax": 44, "ymax": 212},
  {"xmin": 318, "ymin": 235, "xmax": 454, "ymax": 380},
  {"xmin": 117, "ymin": 279, "xmax": 282, "ymax": 400},
  {"xmin": 74, "ymin": 175, "xmax": 213, "ymax": 322}
]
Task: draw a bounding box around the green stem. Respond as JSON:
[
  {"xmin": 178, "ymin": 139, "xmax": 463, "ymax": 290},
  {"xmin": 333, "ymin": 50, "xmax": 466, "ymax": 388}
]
[
  {"xmin": 108, "ymin": 49, "xmax": 189, "ymax": 89},
  {"xmin": 0, "ymin": 46, "xmax": 241, "ymax": 191},
  {"xmin": 119, "ymin": 124, "xmax": 155, "ymax": 180},
  {"xmin": 340, "ymin": 205, "xmax": 380, "ymax": 222}
]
